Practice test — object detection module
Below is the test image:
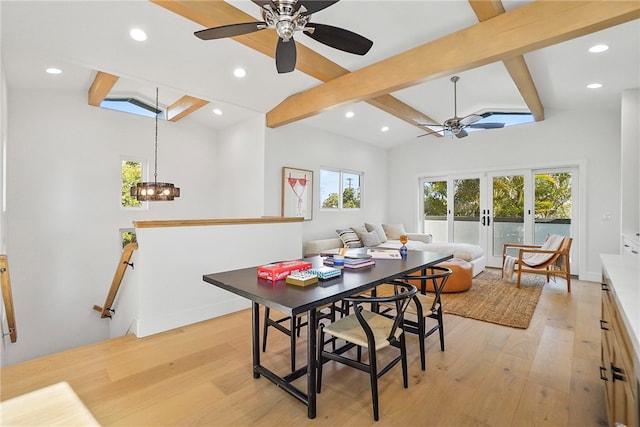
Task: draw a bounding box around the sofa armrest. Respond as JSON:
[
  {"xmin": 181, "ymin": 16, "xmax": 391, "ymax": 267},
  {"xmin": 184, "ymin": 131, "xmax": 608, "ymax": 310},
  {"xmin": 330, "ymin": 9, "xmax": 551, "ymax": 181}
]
[
  {"xmin": 304, "ymin": 238, "xmax": 343, "ymax": 257},
  {"xmin": 407, "ymin": 233, "xmax": 433, "ymax": 244}
]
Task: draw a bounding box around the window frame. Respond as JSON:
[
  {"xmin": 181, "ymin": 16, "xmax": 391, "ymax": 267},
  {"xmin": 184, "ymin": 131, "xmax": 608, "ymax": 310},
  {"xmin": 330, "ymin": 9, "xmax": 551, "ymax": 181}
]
[{"xmin": 319, "ymin": 167, "xmax": 364, "ymax": 211}]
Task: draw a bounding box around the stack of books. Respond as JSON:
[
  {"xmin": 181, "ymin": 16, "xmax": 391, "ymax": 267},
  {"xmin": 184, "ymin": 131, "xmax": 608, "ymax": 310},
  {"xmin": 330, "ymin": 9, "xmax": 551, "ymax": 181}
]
[{"xmin": 324, "ymin": 254, "xmax": 375, "ymax": 269}]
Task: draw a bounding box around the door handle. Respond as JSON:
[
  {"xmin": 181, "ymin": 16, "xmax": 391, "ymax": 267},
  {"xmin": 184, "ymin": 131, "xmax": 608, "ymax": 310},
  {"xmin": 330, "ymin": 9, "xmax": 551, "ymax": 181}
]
[{"xmin": 481, "ymin": 216, "xmax": 486, "ymax": 226}]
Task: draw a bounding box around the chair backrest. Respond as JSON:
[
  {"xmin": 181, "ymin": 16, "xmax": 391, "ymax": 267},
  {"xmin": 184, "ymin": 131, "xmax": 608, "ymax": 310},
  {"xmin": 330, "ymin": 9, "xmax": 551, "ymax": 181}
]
[
  {"xmin": 344, "ymin": 281, "xmax": 417, "ymax": 344},
  {"xmin": 403, "ymin": 266, "xmax": 452, "ymax": 303}
]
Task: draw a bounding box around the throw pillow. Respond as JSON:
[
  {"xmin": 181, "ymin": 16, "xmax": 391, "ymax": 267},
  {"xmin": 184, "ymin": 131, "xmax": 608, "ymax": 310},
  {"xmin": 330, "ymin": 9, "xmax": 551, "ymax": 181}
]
[
  {"xmin": 360, "ymin": 230, "xmax": 382, "ymax": 247},
  {"xmin": 351, "ymin": 225, "xmax": 369, "ymax": 240},
  {"xmin": 382, "ymin": 223, "xmax": 407, "ymax": 240},
  {"xmin": 336, "ymin": 229, "xmax": 363, "ymax": 248},
  {"xmin": 364, "ymin": 222, "xmax": 388, "ymax": 243}
]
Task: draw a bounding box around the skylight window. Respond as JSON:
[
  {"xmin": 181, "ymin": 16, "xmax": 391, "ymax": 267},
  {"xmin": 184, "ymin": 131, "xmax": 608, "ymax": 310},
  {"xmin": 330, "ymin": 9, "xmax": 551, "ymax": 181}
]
[{"xmin": 100, "ymin": 97, "xmax": 164, "ymax": 119}]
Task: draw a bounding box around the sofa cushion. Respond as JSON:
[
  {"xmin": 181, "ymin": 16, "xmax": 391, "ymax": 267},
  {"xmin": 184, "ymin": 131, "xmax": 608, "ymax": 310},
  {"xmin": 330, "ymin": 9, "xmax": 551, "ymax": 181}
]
[
  {"xmin": 360, "ymin": 230, "xmax": 382, "ymax": 247},
  {"xmin": 365, "ymin": 223, "xmax": 387, "ymax": 243},
  {"xmin": 382, "ymin": 223, "xmax": 407, "ymax": 240},
  {"xmin": 336, "ymin": 229, "xmax": 363, "ymax": 248},
  {"xmin": 350, "ymin": 225, "xmax": 369, "ymax": 240}
]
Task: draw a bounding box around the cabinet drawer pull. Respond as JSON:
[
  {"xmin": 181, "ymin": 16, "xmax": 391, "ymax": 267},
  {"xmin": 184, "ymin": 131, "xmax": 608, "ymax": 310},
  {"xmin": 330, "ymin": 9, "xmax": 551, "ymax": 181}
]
[
  {"xmin": 632, "ymin": 250, "xmax": 638, "ymax": 255},
  {"xmin": 611, "ymin": 363, "xmax": 625, "ymax": 382},
  {"xmin": 600, "ymin": 366, "xmax": 608, "ymax": 381},
  {"xmin": 600, "ymin": 319, "xmax": 609, "ymax": 330}
]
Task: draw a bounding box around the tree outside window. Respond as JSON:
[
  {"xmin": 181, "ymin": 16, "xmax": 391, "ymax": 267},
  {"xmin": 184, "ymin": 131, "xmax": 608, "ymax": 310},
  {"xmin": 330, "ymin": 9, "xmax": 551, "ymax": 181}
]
[{"xmin": 122, "ymin": 159, "xmax": 143, "ymax": 208}]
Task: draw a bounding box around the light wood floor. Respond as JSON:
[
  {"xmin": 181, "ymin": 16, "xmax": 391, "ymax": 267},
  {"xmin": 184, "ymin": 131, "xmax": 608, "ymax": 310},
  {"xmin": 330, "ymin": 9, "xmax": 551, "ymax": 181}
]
[{"xmin": 1, "ymin": 272, "xmax": 607, "ymax": 426}]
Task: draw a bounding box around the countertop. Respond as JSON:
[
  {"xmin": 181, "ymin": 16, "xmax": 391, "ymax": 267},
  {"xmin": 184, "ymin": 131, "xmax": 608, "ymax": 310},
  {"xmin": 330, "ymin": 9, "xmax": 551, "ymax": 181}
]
[{"xmin": 601, "ymin": 254, "xmax": 640, "ymax": 360}]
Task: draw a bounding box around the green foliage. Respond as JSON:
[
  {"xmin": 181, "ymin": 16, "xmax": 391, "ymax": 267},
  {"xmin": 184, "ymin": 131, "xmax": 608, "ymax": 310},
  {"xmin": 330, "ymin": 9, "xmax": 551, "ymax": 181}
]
[
  {"xmin": 423, "ymin": 181, "xmax": 447, "ymax": 216},
  {"xmin": 121, "ymin": 231, "xmax": 136, "ymax": 248},
  {"xmin": 322, "ymin": 193, "xmax": 339, "ymax": 208},
  {"xmin": 454, "ymin": 178, "xmax": 480, "ymax": 217},
  {"xmin": 534, "ymin": 173, "xmax": 571, "ymax": 219},
  {"xmin": 122, "ymin": 161, "xmax": 142, "ymax": 207},
  {"xmin": 342, "ymin": 186, "xmax": 361, "ymax": 208},
  {"xmin": 493, "ymin": 175, "xmax": 524, "ymax": 218},
  {"xmin": 424, "ymin": 173, "xmax": 572, "ymax": 221}
]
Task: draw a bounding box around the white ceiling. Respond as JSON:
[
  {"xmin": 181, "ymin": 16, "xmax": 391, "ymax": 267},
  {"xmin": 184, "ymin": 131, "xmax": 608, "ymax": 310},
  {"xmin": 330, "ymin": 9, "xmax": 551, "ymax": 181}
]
[{"xmin": 2, "ymin": 0, "xmax": 639, "ymax": 148}]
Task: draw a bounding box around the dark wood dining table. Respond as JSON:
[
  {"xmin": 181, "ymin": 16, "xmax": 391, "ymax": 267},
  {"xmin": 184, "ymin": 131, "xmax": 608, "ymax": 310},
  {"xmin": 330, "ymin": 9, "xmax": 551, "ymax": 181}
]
[{"xmin": 202, "ymin": 250, "xmax": 453, "ymax": 419}]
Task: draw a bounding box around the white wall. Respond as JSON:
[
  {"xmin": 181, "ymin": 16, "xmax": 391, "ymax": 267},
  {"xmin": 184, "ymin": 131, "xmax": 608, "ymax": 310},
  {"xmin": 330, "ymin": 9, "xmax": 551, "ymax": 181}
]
[
  {"xmin": 216, "ymin": 115, "xmax": 266, "ymax": 218},
  {"xmin": 387, "ymin": 108, "xmax": 621, "ymax": 281},
  {"xmin": 620, "ymin": 89, "xmax": 640, "ymax": 237},
  {"xmin": 2, "ymin": 88, "xmax": 220, "ymax": 365},
  {"xmin": 263, "ymin": 122, "xmax": 389, "ymax": 242}
]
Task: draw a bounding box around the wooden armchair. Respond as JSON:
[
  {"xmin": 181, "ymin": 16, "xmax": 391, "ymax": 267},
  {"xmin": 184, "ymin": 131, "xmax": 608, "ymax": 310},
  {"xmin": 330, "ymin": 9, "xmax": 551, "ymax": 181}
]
[{"xmin": 502, "ymin": 235, "xmax": 573, "ymax": 292}]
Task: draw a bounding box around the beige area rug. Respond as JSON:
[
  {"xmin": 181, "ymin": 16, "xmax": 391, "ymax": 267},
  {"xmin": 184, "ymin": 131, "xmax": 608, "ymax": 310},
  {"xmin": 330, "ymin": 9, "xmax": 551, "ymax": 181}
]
[{"xmin": 440, "ymin": 268, "xmax": 546, "ymax": 329}]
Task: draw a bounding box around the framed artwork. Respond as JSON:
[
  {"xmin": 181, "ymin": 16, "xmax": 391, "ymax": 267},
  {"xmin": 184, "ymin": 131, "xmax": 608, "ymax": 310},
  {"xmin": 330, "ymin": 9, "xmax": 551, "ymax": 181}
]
[{"xmin": 282, "ymin": 167, "xmax": 313, "ymax": 220}]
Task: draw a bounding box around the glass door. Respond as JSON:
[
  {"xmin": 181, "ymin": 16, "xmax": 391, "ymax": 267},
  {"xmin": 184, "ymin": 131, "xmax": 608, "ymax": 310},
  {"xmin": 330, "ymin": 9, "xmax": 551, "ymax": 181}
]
[
  {"xmin": 453, "ymin": 177, "xmax": 482, "ymax": 245},
  {"xmin": 487, "ymin": 172, "xmax": 528, "ymax": 267},
  {"xmin": 422, "ymin": 178, "xmax": 448, "ymax": 243}
]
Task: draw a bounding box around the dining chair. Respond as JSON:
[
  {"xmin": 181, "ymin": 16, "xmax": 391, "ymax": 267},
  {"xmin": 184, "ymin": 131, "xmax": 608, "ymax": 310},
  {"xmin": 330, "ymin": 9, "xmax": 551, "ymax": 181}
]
[
  {"xmin": 262, "ymin": 304, "xmax": 337, "ymax": 372},
  {"xmin": 377, "ymin": 266, "xmax": 452, "ymax": 371},
  {"xmin": 317, "ymin": 280, "xmax": 417, "ymax": 421}
]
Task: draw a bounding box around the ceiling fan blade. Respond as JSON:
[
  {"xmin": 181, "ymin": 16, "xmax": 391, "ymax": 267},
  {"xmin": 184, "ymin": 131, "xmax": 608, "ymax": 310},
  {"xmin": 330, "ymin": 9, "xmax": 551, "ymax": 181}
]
[
  {"xmin": 469, "ymin": 122, "xmax": 505, "ymax": 129},
  {"xmin": 276, "ymin": 37, "xmax": 297, "ymax": 73},
  {"xmin": 195, "ymin": 22, "xmax": 266, "ymax": 40},
  {"xmin": 298, "ymin": 1, "xmax": 340, "ymax": 14},
  {"xmin": 459, "ymin": 114, "xmax": 483, "ymax": 126},
  {"xmin": 455, "ymin": 129, "xmax": 469, "ymax": 138},
  {"xmin": 303, "ymin": 22, "xmax": 373, "ymax": 55},
  {"xmin": 251, "ymin": 0, "xmax": 274, "ymax": 7}
]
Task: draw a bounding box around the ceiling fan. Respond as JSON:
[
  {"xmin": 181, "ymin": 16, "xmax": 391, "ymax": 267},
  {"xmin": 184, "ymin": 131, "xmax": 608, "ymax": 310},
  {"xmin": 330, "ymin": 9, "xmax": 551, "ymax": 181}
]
[
  {"xmin": 418, "ymin": 76, "xmax": 505, "ymax": 139},
  {"xmin": 194, "ymin": 0, "xmax": 373, "ymax": 74}
]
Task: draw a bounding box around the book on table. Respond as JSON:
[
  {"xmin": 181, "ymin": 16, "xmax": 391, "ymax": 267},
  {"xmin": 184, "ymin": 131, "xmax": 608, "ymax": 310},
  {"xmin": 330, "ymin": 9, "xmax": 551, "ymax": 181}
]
[
  {"xmin": 366, "ymin": 249, "xmax": 402, "ymax": 259},
  {"xmin": 324, "ymin": 255, "xmax": 375, "ymax": 269}
]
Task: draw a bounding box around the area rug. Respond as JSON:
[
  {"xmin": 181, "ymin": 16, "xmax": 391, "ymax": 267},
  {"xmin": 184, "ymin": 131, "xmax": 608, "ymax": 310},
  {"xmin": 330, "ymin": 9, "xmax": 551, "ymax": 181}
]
[{"xmin": 440, "ymin": 268, "xmax": 545, "ymax": 329}]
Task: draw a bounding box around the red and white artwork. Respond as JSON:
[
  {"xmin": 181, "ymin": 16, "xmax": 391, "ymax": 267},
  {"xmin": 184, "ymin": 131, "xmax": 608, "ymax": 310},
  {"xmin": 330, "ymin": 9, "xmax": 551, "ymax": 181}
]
[{"xmin": 282, "ymin": 167, "xmax": 313, "ymax": 220}]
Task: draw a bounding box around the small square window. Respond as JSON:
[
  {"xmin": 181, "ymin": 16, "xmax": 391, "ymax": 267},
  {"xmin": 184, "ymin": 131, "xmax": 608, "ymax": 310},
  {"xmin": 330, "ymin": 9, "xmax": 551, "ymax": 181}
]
[{"xmin": 320, "ymin": 169, "xmax": 363, "ymax": 210}]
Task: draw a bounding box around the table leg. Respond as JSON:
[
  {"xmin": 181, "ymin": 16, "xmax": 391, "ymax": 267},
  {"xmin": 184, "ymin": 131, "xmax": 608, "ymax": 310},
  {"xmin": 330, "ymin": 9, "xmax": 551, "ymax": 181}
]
[
  {"xmin": 252, "ymin": 302, "xmax": 261, "ymax": 379},
  {"xmin": 307, "ymin": 308, "xmax": 317, "ymax": 419}
]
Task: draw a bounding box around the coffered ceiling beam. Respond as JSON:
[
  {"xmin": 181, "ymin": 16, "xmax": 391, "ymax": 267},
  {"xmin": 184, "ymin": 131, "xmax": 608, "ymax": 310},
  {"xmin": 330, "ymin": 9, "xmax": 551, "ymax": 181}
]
[
  {"xmin": 469, "ymin": 0, "xmax": 544, "ymax": 121},
  {"xmin": 149, "ymin": 0, "xmax": 441, "ymax": 134},
  {"xmin": 166, "ymin": 95, "xmax": 209, "ymax": 122},
  {"xmin": 267, "ymin": 1, "xmax": 640, "ymax": 128},
  {"xmin": 88, "ymin": 71, "xmax": 119, "ymax": 106}
]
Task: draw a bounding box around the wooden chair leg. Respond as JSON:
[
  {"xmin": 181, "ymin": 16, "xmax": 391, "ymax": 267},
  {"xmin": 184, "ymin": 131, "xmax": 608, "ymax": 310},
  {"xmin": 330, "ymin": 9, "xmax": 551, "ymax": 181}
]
[{"xmin": 369, "ymin": 347, "xmax": 379, "ymax": 422}]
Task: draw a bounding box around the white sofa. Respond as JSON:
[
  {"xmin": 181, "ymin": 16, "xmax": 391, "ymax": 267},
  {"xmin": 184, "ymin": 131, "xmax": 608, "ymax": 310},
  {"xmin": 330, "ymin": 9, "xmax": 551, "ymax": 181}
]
[{"xmin": 304, "ymin": 224, "xmax": 486, "ymax": 277}]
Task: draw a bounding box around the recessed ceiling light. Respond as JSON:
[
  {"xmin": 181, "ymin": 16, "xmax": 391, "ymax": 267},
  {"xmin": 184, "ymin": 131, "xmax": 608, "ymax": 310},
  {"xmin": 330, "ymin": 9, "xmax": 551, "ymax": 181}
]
[
  {"xmin": 587, "ymin": 83, "xmax": 603, "ymax": 89},
  {"xmin": 345, "ymin": 111, "xmax": 354, "ymax": 118},
  {"xmin": 45, "ymin": 68, "xmax": 62, "ymax": 74},
  {"xmin": 213, "ymin": 108, "xmax": 222, "ymax": 115},
  {"xmin": 381, "ymin": 126, "xmax": 389, "ymax": 132},
  {"xmin": 589, "ymin": 44, "xmax": 609, "ymax": 53},
  {"xmin": 130, "ymin": 28, "xmax": 147, "ymax": 42},
  {"xmin": 233, "ymin": 68, "xmax": 247, "ymax": 78}
]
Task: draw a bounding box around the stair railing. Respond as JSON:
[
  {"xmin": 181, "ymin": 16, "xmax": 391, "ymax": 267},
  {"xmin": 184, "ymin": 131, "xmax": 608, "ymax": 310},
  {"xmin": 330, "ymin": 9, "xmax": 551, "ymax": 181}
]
[
  {"xmin": 93, "ymin": 242, "xmax": 138, "ymax": 318},
  {"xmin": 0, "ymin": 254, "xmax": 17, "ymax": 342}
]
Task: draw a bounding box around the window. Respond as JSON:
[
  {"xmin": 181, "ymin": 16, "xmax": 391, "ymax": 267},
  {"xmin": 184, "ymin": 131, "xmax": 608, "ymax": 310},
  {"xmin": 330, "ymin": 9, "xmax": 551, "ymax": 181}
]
[
  {"xmin": 101, "ymin": 97, "xmax": 163, "ymax": 119},
  {"xmin": 320, "ymin": 169, "xmax": 363, "ymax": 209},
  {"xmin": 120, "ymin": 228, "xmax": 136, "ymax": 248},
  {"xmin": 121, "ymin": 158, "xmax": 143, "ymax": 208}
]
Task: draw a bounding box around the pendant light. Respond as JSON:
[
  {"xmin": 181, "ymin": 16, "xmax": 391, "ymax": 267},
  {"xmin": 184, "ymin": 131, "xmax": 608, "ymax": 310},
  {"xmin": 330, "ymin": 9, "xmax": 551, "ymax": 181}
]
[{"xmin": 130, "ymin": 87, "xmax": 180, "ymax": 201}]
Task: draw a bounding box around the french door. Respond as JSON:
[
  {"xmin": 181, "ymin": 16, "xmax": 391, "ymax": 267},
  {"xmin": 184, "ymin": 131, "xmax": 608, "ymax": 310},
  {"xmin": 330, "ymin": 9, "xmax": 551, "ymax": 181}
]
[{"xmin": 421, "ymin": 167, "xmax": 578, "ymax": 270}]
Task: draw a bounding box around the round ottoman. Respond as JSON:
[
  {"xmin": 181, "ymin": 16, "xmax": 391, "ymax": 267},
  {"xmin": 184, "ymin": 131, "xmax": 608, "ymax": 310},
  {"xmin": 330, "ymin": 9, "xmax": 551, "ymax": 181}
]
[{"xmin": 407, "ymin": 257, "xmax": 473, "ymax": 293}]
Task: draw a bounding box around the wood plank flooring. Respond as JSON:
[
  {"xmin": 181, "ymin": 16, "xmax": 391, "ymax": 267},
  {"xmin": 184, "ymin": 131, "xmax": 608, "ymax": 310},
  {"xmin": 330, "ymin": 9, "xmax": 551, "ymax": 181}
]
[{"xmin": 1, "ymin": 273, "xmax": 608, "ymax": 426}]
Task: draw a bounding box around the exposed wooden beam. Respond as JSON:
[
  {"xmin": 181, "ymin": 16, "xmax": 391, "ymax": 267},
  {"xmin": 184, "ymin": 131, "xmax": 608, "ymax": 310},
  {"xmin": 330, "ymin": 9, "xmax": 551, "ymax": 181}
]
[
  {"xmin": 166, "ymin": 95, "xmax": 209, "ymax": 122},
  {"xmin": 267, "ymin": 1, "xmax": 640, "ymax": 128},
  {"xmin": 88, "ymin": 71, "xmax": 119, "ymax": 106},
  {"xmin": 149, "ymin": 0, "xmax": 440, "ymax": 134},
  {"xmin": 469, "ymin": 0, "xmax": 544, "ymax": 121}
]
